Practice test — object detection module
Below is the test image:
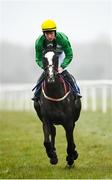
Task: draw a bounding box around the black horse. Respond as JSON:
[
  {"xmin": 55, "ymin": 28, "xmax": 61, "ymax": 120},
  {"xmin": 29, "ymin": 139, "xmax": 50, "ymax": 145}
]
[{"xmin": 34, "ymin": 48, "xmax": 81, "ymax": 166}]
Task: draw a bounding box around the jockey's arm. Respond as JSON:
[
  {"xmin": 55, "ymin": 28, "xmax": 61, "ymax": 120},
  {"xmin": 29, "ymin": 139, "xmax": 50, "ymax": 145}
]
[
  {"xmin": 35, "ymin": 36, "xmax": 44, "ymax": 69},
  {"xmin": 60, "ymin": 38, "xmax": 73, "ymax": 69}
]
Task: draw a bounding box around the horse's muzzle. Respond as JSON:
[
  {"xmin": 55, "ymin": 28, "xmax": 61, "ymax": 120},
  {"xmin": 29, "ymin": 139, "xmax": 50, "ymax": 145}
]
[{"xmin": 48, "ymin": 77, "xmax": 55, "ymax": 83}]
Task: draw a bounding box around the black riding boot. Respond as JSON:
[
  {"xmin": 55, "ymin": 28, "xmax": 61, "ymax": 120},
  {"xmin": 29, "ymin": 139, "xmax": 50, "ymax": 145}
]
[
  {"xmin": 32, "ymin": 72, "xmax": 45, "ymax": 101},
  {"xmin": 61, "ymin": 70, "xmax": 82, "ymax": 98}
]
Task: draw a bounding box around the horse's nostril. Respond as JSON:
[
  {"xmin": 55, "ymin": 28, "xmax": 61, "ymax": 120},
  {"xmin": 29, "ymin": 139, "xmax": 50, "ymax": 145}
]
[
  {"xmin": 48, "ymin": 78, "xmax": 55, "ymax": 83},
  {"xmin": 51, "ymin": 78, "xmax": 55, "ymax": 82}
]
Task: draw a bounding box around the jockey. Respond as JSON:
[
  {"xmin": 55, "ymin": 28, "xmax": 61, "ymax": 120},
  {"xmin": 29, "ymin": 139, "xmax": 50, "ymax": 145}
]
[{"xmin": 32, "ymin": 19, "xmax": 82, "ymax": 101}]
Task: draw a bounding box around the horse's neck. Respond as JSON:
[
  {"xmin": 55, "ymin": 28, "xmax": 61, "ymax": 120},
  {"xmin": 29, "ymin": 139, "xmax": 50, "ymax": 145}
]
[{"xmin": 45, "ymin": 77, "xmax": 65, "ymax": 98}]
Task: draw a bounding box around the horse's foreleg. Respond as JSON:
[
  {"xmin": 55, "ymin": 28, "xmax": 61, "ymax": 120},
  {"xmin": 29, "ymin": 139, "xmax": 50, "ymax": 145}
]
[
  {"xmin": 50, "ymin": 125, "xmax": 56, "ymax": 151},
  {"xmin": 65, "ymin": 125, "xmax": 78, "ymax": 166},
  {"xmin": 43, "ymin": 123, "xmax": 58, "ymax": 165}
]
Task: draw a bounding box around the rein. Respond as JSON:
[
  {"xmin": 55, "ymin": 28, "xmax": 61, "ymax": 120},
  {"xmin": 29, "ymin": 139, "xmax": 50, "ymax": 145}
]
[{"xmin": 42, "ymin": 79, "xmax": 70, "ymax": 102}]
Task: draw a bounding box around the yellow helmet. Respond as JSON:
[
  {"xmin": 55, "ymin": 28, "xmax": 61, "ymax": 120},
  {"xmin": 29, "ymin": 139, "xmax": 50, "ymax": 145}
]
[{"xmin": 41, "ymin": 19, "xmax": 57, "ymax": 32}]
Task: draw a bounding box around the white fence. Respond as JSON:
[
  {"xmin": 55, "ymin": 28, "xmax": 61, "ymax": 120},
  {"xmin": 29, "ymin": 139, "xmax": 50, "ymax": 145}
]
[
  {"xmin": 79, "ymin": 80, "xmax": 112, "ymax": 113},
  {"xmin": 0, "ymin": 80, "xmax": 112, "ymax": 113}
]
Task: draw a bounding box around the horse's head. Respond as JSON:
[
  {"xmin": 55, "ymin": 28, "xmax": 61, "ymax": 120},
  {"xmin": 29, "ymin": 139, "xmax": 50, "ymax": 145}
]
[{"xmin": 42, "ymin": 49, "xmax": 59, "ymax": 83}]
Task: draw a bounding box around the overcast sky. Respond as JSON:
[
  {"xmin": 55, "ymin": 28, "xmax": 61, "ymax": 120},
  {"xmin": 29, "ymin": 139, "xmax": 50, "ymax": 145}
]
[{"xmin": 0, "ymin": 0, "xmax": 112, "ymax": 46}]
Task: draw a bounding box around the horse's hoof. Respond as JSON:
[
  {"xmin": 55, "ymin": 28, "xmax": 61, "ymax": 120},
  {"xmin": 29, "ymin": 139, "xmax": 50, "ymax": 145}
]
[
  {"xmin": 66, "ymin": 163, "xmax": 74, "ymax": 169},
  {"xmin": 66, "ymin": 156, "xmax": 74, "ymax": 166},
  {"xmin": 50, "ymin": 157, "xmax": 58, "ymax": 165},
  {"xmin": 67, "ymin": 160, "xmax": 74, "ymax": 166}
]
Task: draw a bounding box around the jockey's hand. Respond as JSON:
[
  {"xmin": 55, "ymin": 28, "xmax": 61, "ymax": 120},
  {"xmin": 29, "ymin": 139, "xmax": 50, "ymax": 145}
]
[{"xmin": 58, "ymin": 67, "xmax": 64, "ymax": 73}]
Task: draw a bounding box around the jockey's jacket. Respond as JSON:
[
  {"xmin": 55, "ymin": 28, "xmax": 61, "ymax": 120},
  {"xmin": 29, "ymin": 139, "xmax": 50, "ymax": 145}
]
[{"xmin": 35, "ymin": 32, "xmax": 73, "ymax": 69}]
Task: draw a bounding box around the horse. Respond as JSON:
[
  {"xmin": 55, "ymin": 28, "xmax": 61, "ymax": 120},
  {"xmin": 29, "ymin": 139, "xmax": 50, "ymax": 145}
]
[{"xmin": 34, "ymin": 48, "xmax": 81, "ymax": 166}]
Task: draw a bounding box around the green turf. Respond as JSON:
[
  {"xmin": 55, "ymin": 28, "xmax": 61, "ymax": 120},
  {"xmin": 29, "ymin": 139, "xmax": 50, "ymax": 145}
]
[{"xmin": 0, "ymin": 110, "xmax": 112, "ymax": 179}]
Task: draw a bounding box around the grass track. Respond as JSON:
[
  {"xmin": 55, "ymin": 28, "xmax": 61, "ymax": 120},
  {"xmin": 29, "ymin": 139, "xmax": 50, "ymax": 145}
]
[{"xmin": 0, "ymin": 110, "xmax": 112, "ymax": 179}]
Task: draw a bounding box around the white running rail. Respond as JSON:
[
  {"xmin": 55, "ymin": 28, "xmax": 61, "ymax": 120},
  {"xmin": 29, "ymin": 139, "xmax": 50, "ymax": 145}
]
[{"xmin": 0, "ymin": 80, "xmax": 112, "ymax": 113}]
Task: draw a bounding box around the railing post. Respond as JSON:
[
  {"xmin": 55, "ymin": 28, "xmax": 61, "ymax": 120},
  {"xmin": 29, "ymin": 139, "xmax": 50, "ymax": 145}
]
[
  {"xmin": 102, "ymin": 86, "xmax": 107, "ymax": 113},
  {"xmin": 82, "ymin": 87, "xmax": 88, "ymax": 111},
  {"xmin": 91, "ymin": 87, "xmax": 97, "ymax": 112}
]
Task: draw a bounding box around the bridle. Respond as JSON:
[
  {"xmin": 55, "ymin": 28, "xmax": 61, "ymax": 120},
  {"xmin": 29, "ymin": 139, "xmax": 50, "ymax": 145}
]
[{"xmin": 42, "ymin": 51, "xmax": 70, "ymax": 101}]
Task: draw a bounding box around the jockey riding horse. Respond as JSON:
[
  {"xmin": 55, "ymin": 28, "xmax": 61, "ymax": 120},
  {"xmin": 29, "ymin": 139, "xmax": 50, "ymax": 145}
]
[{"xmin": 32, "ymin": 19, "xmax": 82, "ymax": 101}]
